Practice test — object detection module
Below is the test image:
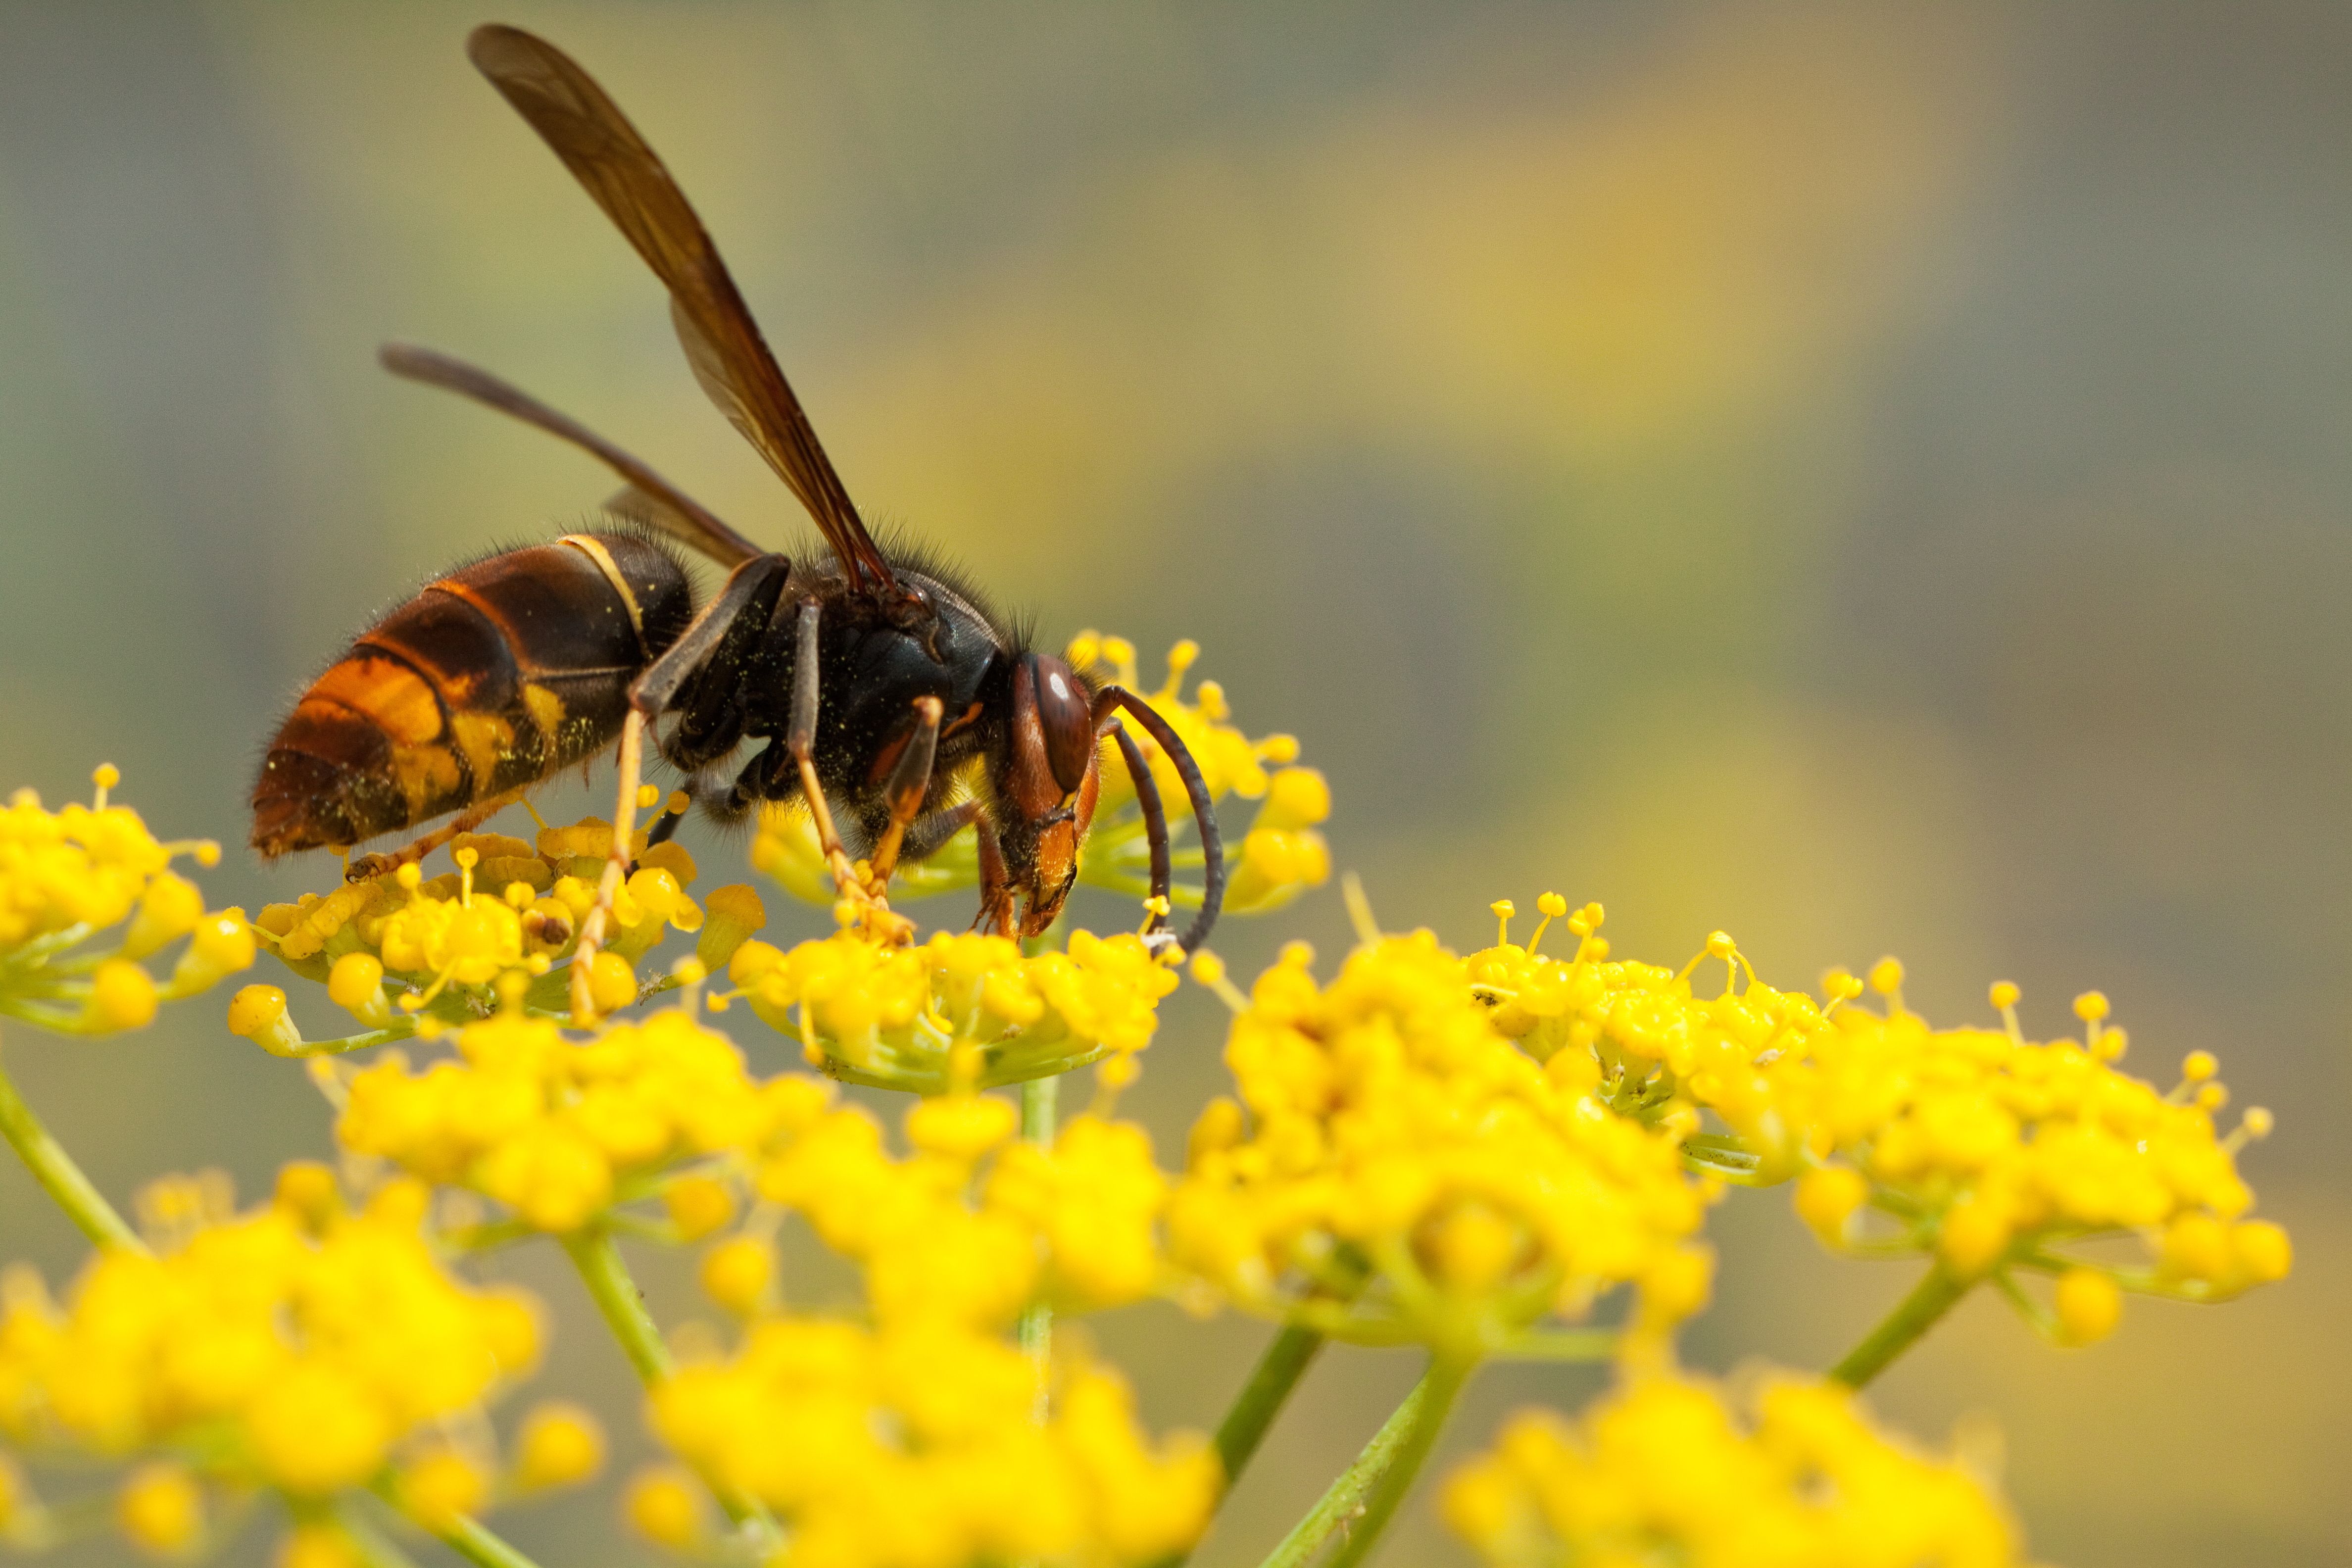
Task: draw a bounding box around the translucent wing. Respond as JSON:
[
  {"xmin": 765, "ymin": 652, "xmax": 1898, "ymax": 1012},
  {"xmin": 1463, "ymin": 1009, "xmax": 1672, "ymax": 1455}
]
[
  {"xmin": 379, "ymin": 343, "xmax": 760, "ymax": 569},
  {"xmin": 466, "ymin": 23, "xmax": 895, "ymax": 591}
]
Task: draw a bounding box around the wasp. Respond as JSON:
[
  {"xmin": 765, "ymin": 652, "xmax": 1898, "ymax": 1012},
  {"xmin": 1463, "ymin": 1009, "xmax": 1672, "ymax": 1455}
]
[{"xmin": 250, "ymin": 24, "xmax": 1224, "ymax": 1014}]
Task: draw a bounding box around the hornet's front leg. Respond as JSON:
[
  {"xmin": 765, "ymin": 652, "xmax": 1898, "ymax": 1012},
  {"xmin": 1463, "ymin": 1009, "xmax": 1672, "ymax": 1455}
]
[{"xmin": 973, "ymin": 813, "xmax": 1017, "ymax": 940}]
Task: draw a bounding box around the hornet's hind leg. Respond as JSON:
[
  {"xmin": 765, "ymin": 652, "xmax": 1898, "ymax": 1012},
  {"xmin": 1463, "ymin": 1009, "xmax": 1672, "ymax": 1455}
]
[
  {"xmin": 568, "ymin": 708, "xmax": 650, "ymax": 1024},
  {"xmin": 346, "ymin": 784, "xmax": 537, "ymax": 882}
]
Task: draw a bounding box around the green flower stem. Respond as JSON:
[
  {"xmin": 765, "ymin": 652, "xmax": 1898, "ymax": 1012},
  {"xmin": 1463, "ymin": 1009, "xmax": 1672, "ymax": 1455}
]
[
  {"xmin": 1260, "ymin": 1354, "xmax": 1473, "ymax": 1568},
  {"xmin": 1828, "ymin": 1262, "xmax": 1974, "ymax": 1388},
  {"xmin": 0, "ymin": 1031, "xmax": 143, "ymax": 1252},
  {"xmin": 561, "ymin": 1227, "xmax": 777, "ymax": 1541},
  {"xmin": 436, "ymin": 1514, "xmax": 548, "ymax": 1568},
  {"xmin": 1018, "ymin": 1072, "xmax": 1060, "ymax": 1399},
  {"xmin": 336, "ymin": 1505, "xmax": 427, "ymax": 1568},
  {"xmin": 1155, "ymin": 1329, "xmax": 1333, "ymax": 1568},
  {"xmin": 1492, "ymin": 1327, "xmax": 1616, "ymax": 1362},
  {"xmin": 561, "ymin": 1226, "xmax": 673, "ymax": 1383},
  {"xmin": 1216, "ymin": 1324, "xmax": 1327, "ymax": 1488},
  {"xmin": 364, "ymin": 1480, "xmax": 547, "ymax": 1568}
]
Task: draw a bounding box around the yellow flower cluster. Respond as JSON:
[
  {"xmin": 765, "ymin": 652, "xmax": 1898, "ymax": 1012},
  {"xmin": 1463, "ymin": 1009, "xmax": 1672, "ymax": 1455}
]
[
  {"xmin": 1469, "ymin": 900, "xmax": 2289, "ymax": 1326},
  {"xmin": 749, "ymin": 634, "xmax": 1329, "ymax": 919},
  {"xmin": 337, "ymin": 1000, "xmax": 786, "ymax": 1232},
  {"xmin": 1445, "ymin": 1373, "xmax": 2025, "ymax": 1568},
  {"xmin": 756, "ymin": 1091, "xmax": 1168, "ymax": 1324},
  {"xmin": 653, "ymin": 1322, "xmax": 1216, "ymax": 1568},
  {"xmin": 637, "ymin": 1094, "xmax": 1210, "ymax": 1567},
  {"xmin": 0, "ymin": 768, "xmax": 252, "ymax": 1035},
  {"xmin": 725, "ymin": 926, "xmax": 1180, "ymax": 1093},
  {"xmin": 249, "ymin": 820, "xmax": 748, "ymax": 1037},
  {"xmin": 1172, "ymin": 934, "xmax": 1711, "ymax": 1360},
  {"xmin": 0, "ymin": 1167, "xmax": 537, "ymax": 1499}
]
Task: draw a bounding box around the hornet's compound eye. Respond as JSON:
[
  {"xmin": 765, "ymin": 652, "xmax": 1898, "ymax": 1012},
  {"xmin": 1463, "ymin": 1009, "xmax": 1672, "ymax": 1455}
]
[{"xmin": 1025, "ymin": 652, "xmax": 1095, "ymax": 796}]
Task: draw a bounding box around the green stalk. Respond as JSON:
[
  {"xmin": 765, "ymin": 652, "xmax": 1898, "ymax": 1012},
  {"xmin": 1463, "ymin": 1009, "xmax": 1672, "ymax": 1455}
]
[
  {"xmin": 1215, "ymin": 1324, "xmax": 1327, "ymax": 1487},
  {"xmin": 1017, "ymin": 1073, "xmax": 1060, "ymax": 1392},
  {"xmin": 560, "ymin": 1226, "xmax": 672, "ymax": 1382},
  {"xmin": 1827, "ymin": 1263, "xmax": 1974, "ymax": 1388},
  {"xmin": 365, "ymin": 1479, "xmax": 547, "ymax": 1568},
  {"xmin": 436, "ymin": 1514, "xmax": 548, "ymax": 1568},
  {"xmin": 0, "ymin": 1031, "xmax": 143, "ymax": 1252},
  {"xmin": 561, "ymin": 1227, "xmax": 775, "ymax": 1540},
  {"xmin": 1260, "ymin": 1355, "xmax": 1472, "ymax": 1568},
  {"xmin": 1152, "ymin": 1325, "xmax": 1329, "ymax": 1568},
  {"xmin": 335, "ymin": 1506, "xmax": 427, "ymax": 1568}
]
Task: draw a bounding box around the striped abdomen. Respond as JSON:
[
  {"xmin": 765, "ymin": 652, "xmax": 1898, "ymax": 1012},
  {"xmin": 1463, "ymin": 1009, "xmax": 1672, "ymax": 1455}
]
[{"xmin": 251, "ymin": 533, "xmax": 692, "ymax": 857}]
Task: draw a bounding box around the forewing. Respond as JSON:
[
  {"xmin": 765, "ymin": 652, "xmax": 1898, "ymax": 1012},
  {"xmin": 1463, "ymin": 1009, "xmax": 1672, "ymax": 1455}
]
[{"xmin": 466, "ymin": 23, "xmax": 895, "ymax": 590}]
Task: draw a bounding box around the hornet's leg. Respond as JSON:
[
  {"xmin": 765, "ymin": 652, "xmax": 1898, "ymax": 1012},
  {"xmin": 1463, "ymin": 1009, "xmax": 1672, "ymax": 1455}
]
[
  {"xmin": 866, "ymin": 696, "xmax": 943, "ymax": 889},
  {"xmin": 347, "ymin": 784, "xmax": 536, "ymax": 882},
  {"xmin": 786, "ymin": 598, "xmax": 913, "ymax": 943},
  {"xmin": 1092, "ymin": 686, "xmax": 1225, "ymax": 954},
  {"xmin": 631, "ymin": 555, "xmax": 789, "ymax": 716},
  {"xmin": 784, "ymin": 599, "xmax": 859, "ymax": 895},
  {"xmin": 1105, "ymin": 718, "xmax": 1174, "ymax": 940},
  {"xmin": 570, "ymin": 708, "xmax": 648, "ymax": 1023},
  {"xmin": 901, "ymin": 798, "xmax": 984, "ymax": 864},
  {"xmin": 974, "ymin": 814, "xmax": 1016, "ymax": 939}
]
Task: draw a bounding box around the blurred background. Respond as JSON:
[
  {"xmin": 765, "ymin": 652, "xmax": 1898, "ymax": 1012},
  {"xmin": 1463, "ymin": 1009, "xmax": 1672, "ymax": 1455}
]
[{"xmin": 2, "ymin": 1, "xmax": 2348, "ymax": 1562}]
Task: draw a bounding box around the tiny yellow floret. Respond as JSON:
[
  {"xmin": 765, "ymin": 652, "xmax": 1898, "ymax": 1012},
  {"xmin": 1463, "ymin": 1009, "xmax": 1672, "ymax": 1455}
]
[
  {"xmin": 116, "ymin": 1463, "xmax": 203, "ymax": 1556},
  {"xmin": 663, "ymin": 1174, "xmax": 738, "ymax": 1241},
  {"xmin": 623, "ymin": 1466, "xmax": 705, "ymax": 1550},
  {"xmin": 699, "ymin": 1235, "xmax": 776, "ymax": 1316},
  {"xmin": 512, "ymin": 1401, "xmax": 606, "ymax": 1492},
  {"xmin": 277, "ymin": 1525, "xmax": 361, "ymax": 1568},
  {"xmin": 2055, "ymin": 1268, "xmax": 2121, "ymax": 1346},
  {"xmin": 1795, "ymin": 1166, "xmax": 1868, "ymax": 1244},
  {"xmin": 396, "ymin": 1448, "xmax": 488, "ymax": 1531}
]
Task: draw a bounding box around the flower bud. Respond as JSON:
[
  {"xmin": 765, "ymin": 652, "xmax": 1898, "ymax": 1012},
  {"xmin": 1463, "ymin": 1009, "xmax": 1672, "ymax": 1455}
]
[
  {"xmin": 227, "ymin": 984, "xmax": 303, "ymax": 1056},
  {"xmin": 663, "ymin": 1175, "xmax": 736, "ymax": 1241},
  {"xmin": 1794, "ymin": 1166, "xmax": 1868, "ymax": 1244},
  {"xmin": 700, "ymin": 1235, "xmax": 775, "ymax": 1316},
  {"xmin": 120, "ymin": 872, "xmax": 204, "ymax": 960},
  {"xmin": 116, "ymin": 1462, "xmax": 202, "ymax": 1555},
  {"xmin": 86, "ymin": 960, "xmax": 159, "ymax": 1032},
  {"xmin": 278, "ymin": 1525, "xmax": 361, "ymax": 1568},
  {"xmin": 623, "ymin": 1466, "xmax": 704, "ymax": 1549},
  {"xmin": 587, "ymin": 951, "xmax": 636, "ymax": 1014},
  {"xmin": 2055, "ymin": 1268, "xmax": 2121, "ymax": 1346},
  {"xmin": 327, "ymin": 952, "xmax": 392, "ymax": 1027},
  {"xmin": 170, "ymin": 910, "xmax": 255, "ymax": 994},
  {"xmin": 1937, "ymin": 1197, "xmax": 2011, "ymax": 1277},
  {"xmin": 397, "ymin": 1448, "xmax": 487, "ymax": 1531},
  {"xmin": 274, "ymin": 1161, "xmax": 341, "ymax": 1230},
  {"xmin": 2231, "ymin": 1219, "xmax": 2293, "ymax": 1283},
  {"xmin": 513, "ymin": 1402, "xmax": 605, "ymax": 1491},
  {"xmin": 696, "ymin": 883, "xmax": 767, "ymax": 973},
  {"xmin": 906, "ymin": 1093, "xmax": 1018, "ymax": 1162}
]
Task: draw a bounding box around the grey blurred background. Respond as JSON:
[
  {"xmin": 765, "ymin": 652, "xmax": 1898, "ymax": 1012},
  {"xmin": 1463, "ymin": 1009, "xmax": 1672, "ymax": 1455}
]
[{"xmin": 2, "ymin": 2, "xmax": 2347, "ymax": 1563}]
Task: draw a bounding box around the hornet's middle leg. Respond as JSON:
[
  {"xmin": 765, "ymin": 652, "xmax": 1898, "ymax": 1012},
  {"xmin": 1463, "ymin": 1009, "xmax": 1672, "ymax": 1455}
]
[{"xmin": 866, "ymin": 696, "xmax": 943, "ymax": 889}]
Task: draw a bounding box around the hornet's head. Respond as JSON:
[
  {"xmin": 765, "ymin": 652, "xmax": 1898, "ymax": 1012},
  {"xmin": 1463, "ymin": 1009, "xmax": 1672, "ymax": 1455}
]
[{"xmin": 990, "ymin": 651, "xmax": 1101, "ymax": 937}]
